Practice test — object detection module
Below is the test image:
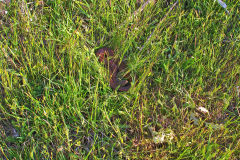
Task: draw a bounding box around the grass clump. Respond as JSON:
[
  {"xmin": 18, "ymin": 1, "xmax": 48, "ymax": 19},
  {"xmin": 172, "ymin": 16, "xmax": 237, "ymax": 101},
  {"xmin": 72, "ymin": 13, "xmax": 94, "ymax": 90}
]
[{"xmin": 0, "ymin": 0, "xmax": 240, "ymax": 159}]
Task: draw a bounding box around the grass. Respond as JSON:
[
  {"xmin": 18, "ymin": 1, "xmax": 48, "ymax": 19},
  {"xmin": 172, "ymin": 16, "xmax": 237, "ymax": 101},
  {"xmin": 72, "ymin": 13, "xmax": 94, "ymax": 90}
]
[{"xmin": 0, "ymin": 0, "xmax": 240, "ymax": 159}]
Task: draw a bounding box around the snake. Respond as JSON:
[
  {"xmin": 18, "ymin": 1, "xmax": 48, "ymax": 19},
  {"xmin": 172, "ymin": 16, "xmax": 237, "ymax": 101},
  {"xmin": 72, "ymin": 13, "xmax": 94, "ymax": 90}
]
[{"xmin": 95, "ymin": 47, "xmax": 131, "ymax": 92}]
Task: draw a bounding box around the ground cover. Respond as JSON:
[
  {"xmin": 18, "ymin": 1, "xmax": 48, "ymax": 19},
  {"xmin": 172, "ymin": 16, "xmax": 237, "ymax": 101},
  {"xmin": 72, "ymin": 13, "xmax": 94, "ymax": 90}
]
[{"xmin": 0, "ymin": 0, "xmax": 240, "ymax": 159}]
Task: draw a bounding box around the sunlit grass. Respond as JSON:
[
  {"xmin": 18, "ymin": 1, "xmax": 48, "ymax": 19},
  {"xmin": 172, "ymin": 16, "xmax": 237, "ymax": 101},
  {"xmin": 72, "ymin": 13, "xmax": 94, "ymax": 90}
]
[{"xmin": 0, "ymin": 0, "xmax": 240, "ymax": 159}]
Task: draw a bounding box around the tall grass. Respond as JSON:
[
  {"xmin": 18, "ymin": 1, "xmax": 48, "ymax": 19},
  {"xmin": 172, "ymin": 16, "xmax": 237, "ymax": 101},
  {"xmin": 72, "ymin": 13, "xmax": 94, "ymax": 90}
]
[{"xmin": 0, "ymin": 0, "xmax": 240, "ymax": 159}]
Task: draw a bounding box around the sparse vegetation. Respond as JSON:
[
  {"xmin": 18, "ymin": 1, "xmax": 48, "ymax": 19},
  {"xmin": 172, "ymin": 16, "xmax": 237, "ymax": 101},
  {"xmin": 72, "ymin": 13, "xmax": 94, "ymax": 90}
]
[{"xmin": 0, "ymin": 0, "xmax": 240, "ymax": 159}]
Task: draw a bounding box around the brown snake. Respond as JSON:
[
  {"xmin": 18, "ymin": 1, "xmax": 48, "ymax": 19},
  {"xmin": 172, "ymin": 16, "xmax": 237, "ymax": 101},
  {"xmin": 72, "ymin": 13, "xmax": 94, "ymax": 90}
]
[{"xmin": 95, "ymin": 47, "xmax": 131, "ymax": 92}]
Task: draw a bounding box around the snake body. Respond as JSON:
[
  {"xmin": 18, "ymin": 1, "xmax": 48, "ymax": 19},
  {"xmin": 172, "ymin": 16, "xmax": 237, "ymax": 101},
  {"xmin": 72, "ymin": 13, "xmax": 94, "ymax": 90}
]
[{"xmin": 95, "ymin": 47, "xmax": 131, "ymax": 92}]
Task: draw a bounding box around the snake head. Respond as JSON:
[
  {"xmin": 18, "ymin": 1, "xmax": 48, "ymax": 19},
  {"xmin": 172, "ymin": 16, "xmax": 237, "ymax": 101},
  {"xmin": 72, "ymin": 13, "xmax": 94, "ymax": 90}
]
[{"xmin": 95, "ymin": 47, "xmax": 115, "ymax": 63}]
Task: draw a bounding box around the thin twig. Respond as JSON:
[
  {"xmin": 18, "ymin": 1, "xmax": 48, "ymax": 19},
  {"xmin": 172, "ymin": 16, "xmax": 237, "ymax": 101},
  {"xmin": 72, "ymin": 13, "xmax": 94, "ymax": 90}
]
[
  {"xmin": 118, "ymin": 0, "xmax": 155, "ymax": 29},
  {"xmin": 140, "ymin": 0, "xmax": 179, "ymax": 51},
  {"xmin": 133, "ymin": 0, "xmax": 154, "ymax": 17}
]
